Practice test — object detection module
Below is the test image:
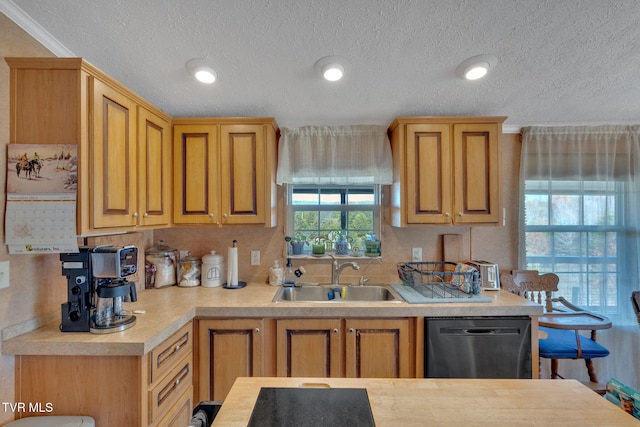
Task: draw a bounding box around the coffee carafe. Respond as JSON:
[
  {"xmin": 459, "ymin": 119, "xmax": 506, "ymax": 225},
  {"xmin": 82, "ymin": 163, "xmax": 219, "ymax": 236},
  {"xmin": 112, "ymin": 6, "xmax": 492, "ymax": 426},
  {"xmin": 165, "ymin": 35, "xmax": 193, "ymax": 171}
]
[{"xmin": 92, "ymin": 277, "xmax": 137, "ymax": 333}]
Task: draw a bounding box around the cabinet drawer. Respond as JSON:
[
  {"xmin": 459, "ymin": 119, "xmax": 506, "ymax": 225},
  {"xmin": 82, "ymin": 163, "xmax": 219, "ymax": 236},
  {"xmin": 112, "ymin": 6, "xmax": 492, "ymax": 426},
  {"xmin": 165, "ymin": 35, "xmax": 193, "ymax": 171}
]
[
  {"xmin": 154, "ymin": 385, "xmax": 193, "ymax": 427},
  {"xmin": 149, "ymin": 353, "xmax": 193, "ymax": 424},
  {"xmin": 150, "ymin": 322, "xmax": 193, "ymax": 384}
]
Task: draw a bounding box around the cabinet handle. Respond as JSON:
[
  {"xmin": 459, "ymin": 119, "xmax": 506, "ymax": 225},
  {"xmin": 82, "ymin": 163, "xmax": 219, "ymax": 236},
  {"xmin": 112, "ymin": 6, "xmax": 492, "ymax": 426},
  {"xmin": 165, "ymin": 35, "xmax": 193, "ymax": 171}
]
[
  {"xmin": 255, "ymin": 328, "xmax": 260, "ymax": 333},
  {"xmin": 174, "ymin": 345, "xmax": 180, "ymax": 352},
  {"xmin": 222, "ymin": 214, "xmax": 228, "ymax": 219},
  {"xmin": 208, "ymin": 213, "xmax": 214, "ymax": 219},
  {"xmin": 133, "ymin": 212, "xmax": 139, "ymax": 218},
  {"xmin": 348, "ymin": 328, "xmax": 355, "ymax": 333},
  {"xmin": 457, "ymin": 212, "xmax": 463, "ymax": 217},
  {"xmin": 333, "ymin": 328, "xmax": 339, "ymax": 334},
  {"xmin": 143, "ymin": 212, "xmax": 149, "ymax": 218},
  {"xmin": 444, "ymin": 212, "xmax": 451, "ymax": 218}
]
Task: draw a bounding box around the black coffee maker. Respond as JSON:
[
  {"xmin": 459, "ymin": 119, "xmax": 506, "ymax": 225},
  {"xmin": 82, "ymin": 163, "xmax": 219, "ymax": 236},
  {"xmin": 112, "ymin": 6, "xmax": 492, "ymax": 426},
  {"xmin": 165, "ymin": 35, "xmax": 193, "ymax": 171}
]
[{"xmin": 60, "ymin": 246, "xmax": 138, "ymax": 333}]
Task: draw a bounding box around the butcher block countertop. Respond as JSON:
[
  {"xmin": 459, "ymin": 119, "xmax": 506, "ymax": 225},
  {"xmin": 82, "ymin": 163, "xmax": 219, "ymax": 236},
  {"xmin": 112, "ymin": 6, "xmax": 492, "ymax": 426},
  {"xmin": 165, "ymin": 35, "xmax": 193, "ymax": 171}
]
[
  {"xmin": 215, "ymin": 377, "xmax": 638, "ymax": 427},
  {"xmin": 2, "ymin": 284, "xmax": 542, "ymax": 356}
]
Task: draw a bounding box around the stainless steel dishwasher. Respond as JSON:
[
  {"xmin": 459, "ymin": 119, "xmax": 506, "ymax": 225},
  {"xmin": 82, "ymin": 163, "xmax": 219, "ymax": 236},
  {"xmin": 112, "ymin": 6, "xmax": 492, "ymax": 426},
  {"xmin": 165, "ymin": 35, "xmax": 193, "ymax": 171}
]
[{"xmin": 425, "ymin": 316, "xmax": 532, "ymax": 379}]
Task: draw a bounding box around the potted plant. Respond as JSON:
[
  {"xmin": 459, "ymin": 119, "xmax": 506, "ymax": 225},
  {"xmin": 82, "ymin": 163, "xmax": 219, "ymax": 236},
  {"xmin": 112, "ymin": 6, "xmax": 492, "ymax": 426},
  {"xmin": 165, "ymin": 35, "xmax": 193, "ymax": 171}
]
[{"xmin": 285, "ymin": 233, "xmax": 308, "ymax": 255}]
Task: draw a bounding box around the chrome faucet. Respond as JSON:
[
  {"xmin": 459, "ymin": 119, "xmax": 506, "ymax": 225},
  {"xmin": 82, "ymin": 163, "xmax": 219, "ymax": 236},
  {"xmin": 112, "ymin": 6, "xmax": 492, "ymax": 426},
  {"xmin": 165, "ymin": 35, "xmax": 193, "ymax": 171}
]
[{"xmin": 328, "ymin": 254, "xmax": 360, "ymax": 285}]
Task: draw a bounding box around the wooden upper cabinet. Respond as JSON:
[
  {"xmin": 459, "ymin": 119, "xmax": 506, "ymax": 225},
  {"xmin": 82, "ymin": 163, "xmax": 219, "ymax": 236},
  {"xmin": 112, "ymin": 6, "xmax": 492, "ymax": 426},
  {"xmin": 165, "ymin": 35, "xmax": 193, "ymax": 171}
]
[
  {"xmin": 173, "ymin": 124, "xmax": 219, "ymax": 224},
  {"xmin": 6, "ymin": 57, "xmax": 172, "ymax": 234},
  {"xmin": 390, "ymin": 116, "xmax": 506, "ymax": 226},
  {"xmin": 172, "ymin": 118, "xmax": 278, "ymax": 227},
  {"xmin": 137, "ymin": 107, "xmax": 172, "ymax": 227},
  {"xmin": 91, "ymin": 78, "xmax": 138, "ymax": 228}
]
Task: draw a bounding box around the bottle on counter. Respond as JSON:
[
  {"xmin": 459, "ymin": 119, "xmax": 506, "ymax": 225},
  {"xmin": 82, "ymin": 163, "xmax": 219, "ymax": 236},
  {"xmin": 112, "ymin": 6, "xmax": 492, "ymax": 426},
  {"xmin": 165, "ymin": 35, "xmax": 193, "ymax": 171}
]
[
  {"xmin": 283, "ymin": 258, "xmax": 305, "ymax": 287},
  {"xmin": 269, "ymin": 260, "xmax": 284, "ymax": 286}
]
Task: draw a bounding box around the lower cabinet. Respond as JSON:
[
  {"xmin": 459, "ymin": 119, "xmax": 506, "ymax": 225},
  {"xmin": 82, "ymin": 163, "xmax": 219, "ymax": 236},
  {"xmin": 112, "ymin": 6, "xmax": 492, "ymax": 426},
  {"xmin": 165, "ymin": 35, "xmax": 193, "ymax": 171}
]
[
  {"xmin": 13, "ymin": 321, "xmax": 194, "ymax": 426},
  {"xmin": 198, "ymin": 319, "xmax": 266, "ymax": 402},
  {"xmin": 276, "ymin": 318, "xmax": 343, "ymax": 377},
  {"xmin": 197, "ymin": 317, "xmax": 414, "ymax": 402},
  {"xmin": 275, "ymin": 318, "xmax": 414, "ymax": 379}
]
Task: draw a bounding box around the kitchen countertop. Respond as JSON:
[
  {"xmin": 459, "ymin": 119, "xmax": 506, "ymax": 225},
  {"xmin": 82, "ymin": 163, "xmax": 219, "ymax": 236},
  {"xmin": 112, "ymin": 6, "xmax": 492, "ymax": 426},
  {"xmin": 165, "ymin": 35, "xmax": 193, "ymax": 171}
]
[
  {"xmin": 213, "ymin": 377, "xmax": 638, "ymax": 426},
  {"xmin": 2, "ymin": 284, "xmax": 542, "ymax": 356}
]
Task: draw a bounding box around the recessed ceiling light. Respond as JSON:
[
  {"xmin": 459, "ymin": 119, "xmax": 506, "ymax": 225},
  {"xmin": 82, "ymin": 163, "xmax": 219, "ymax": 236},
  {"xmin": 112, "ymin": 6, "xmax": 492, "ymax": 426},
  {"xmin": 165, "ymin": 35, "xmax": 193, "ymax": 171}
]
[
  {"xmin": 315, "ymin": 56, "xmax": 347, "ymax": 82},
  {"xmin": 185, "ymin": 58, "xmax": 217, "ymax": 84},
  {"xmin": 322, "ymin": 63, "xmax": 344, "ymax": 81},
  {"xmin": 456, "ymin": 54, "xmax": 498, "ymax": 81}
]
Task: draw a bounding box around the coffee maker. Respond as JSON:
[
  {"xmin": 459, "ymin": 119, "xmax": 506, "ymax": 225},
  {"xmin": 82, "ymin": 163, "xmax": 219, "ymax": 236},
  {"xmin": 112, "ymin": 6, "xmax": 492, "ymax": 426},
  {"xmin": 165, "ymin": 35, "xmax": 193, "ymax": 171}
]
[{"xmin": 60, "ymin": 246, "xmax": 138, "ymax": 333}]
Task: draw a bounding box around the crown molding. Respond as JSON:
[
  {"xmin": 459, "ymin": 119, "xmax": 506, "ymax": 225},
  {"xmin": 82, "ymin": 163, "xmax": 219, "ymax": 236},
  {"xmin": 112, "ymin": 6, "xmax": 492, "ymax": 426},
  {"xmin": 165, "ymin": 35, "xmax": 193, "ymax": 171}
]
[
  {"xmin": 502, "ymin": 125, "xmax": 521, "ymax": 134},
  {"xmin": 0, "ymin": 0, "xmax": 74, "ymax": 57}
]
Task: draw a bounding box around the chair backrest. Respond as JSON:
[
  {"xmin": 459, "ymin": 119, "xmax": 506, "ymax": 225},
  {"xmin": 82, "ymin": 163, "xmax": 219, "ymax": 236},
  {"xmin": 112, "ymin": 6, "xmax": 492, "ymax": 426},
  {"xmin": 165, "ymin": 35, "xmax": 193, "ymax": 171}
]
[
  {"xmin": 632, "ymin": 291, "xmax": 640, "ymax": 326},
  {"xmin": 500, "ymin": 270, "xmax": 559, "ymax": 312}
]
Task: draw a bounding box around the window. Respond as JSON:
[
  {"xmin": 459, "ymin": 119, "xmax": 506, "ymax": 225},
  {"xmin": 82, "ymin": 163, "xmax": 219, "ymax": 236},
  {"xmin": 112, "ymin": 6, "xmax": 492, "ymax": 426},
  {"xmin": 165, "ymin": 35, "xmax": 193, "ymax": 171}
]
[
  {"xmin": 524, "ymin": 179, "xmax": 626, "ymax": 314},
  {"xmin": 287, "ymin": 184, "xmax": 380, "ymax": 251}
]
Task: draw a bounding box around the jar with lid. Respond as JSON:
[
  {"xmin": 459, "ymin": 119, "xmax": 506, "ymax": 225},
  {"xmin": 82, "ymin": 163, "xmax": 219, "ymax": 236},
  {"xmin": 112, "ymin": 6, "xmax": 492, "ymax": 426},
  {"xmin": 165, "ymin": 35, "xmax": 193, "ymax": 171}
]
[
  {"xmin": 145, "ymin": 240, "xmax": 178, "ymax": 288},
  {"xmin": 202, "ymin": 250, "xmax": 225, "ymax": 288},
  {"xmin": 178, "ymin": 252, "xmax": 201, "ymax": 287}
]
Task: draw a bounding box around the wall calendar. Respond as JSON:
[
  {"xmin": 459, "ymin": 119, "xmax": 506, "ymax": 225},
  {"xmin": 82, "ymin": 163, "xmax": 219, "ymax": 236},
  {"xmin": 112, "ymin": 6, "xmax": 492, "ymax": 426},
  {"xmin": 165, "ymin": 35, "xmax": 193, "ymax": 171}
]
[{"xmin": 5, "ymin": 144, "xmax": 79, "ymax": 254}]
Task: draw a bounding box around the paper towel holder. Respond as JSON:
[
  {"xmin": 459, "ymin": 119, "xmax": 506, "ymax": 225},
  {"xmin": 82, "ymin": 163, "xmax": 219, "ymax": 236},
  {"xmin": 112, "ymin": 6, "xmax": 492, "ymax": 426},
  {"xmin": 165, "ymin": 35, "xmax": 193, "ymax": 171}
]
[{"xmin": 223, "ymin": 240, "xmax": 247, "ymax": 289}]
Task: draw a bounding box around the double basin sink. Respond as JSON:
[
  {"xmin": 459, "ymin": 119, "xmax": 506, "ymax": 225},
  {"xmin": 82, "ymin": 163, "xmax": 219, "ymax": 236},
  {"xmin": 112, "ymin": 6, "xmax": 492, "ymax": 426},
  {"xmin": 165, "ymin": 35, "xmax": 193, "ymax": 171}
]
[{"xmin": 273, "ymin": 284, "xmax": 404, "ymax": 303}]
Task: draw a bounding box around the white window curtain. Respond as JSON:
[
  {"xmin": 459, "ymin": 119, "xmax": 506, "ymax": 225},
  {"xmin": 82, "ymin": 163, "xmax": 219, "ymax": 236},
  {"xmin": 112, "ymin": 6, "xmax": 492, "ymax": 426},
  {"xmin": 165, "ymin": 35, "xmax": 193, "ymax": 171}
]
[
  {"xmin": 519, "ymin": 125, "xmax": 640, "ymax": 325},
  {"xmin": 276, "ymin": 125, "xmax": 392, "ymax": 185}
]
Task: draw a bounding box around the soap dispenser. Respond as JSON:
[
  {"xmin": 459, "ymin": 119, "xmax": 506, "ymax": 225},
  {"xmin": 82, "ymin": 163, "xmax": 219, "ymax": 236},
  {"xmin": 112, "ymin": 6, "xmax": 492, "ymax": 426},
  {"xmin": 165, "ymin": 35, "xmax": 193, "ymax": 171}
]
[{"xmin": 283, "ymin": 258, "xmax": 305, "ymax": 287}]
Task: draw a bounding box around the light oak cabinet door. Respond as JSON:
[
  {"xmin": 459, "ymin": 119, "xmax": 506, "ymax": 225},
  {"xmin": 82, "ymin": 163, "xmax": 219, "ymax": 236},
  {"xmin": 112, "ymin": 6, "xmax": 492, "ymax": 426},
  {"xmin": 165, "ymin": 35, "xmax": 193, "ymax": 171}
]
[
  {"xmin": 276, "ymin": 318, "xmax": 343, "ymax": 377},
  {"xmin": 451, "ymin": 123, "xmax": 501, "ymax": 224},
  {"xmin": 137, "ymin": 107, "xmax": 172, "ymax": 227},
  {"xmin": 90, "ymin": 78, "xmax": 139, "ymax": 228},
  {"xmin": 219, "ymin": 124, "xmax": 267, "ymax": 225},
  {"xmin": 390, "ymin": 116, "xmax": 506, "ymax": 226},
  {"xmin": 173, "ymin": 124, "xmax": 219, "ymax": 224},
  {"xmin": 345, "ymin": 318, "xmax": 412, "ymax": 378},
  {"xmin": 198, "ymin": 319, "xmax": 265, "ymax": 401}
]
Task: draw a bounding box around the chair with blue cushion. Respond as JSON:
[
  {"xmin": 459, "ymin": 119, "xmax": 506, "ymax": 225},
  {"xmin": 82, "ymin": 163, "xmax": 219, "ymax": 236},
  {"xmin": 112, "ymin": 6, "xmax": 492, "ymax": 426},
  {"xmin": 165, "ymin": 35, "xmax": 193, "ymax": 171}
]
[{"xmin": 500, "ymin": 270, "xmax": 611, "ymax": 389}]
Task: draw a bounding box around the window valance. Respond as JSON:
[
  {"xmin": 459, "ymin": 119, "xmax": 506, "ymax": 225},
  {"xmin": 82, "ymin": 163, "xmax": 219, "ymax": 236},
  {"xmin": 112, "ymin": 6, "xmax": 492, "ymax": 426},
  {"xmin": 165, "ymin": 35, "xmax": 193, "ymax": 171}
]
[{"xmin": 276, "ymin": 125, "xmax": 393, "ymax": 185}]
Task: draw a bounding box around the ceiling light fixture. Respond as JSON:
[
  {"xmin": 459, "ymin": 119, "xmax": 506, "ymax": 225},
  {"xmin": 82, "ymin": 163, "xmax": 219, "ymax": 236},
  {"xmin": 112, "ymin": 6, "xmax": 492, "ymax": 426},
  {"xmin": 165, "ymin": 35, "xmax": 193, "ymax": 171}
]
[
  {"xmin": 314, "ymin": 56, "xmax": 347, "ymax": 82},
  {"xmin": 456, "ymin": 54, "xmax": 498, "ymax": 81},
  {"xmin": 185, "ymin": 58, "xmax": 217, "ymax": 84}
]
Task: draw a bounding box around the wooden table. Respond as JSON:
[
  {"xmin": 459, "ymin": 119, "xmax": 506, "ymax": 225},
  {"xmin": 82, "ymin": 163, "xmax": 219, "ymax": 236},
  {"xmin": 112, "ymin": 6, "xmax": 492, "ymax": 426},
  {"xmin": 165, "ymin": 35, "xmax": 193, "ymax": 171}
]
[{"xmin": 213, "ymin": 377, "xmax": 638, "ymax": 426}]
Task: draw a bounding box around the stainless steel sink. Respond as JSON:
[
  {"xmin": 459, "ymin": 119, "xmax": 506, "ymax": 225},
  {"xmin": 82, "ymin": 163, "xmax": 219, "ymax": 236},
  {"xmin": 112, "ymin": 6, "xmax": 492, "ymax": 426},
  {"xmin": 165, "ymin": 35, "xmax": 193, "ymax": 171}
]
[{"xmin": 272, "ymin": 284, "xmax": 404, "ymax": 303}]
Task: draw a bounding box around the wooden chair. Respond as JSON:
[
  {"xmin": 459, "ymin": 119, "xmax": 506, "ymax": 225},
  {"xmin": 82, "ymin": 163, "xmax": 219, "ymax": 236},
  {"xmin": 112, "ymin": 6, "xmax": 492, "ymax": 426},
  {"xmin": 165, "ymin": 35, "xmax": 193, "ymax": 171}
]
[{"xmin": 500, "ymin": 270, "xmax": 611, "ymax": 390}]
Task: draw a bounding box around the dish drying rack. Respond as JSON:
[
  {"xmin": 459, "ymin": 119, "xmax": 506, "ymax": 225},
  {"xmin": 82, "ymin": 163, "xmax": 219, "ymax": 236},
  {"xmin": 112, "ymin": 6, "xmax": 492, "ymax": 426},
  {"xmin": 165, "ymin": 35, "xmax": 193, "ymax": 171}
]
[{"xmin": 397, "ymin": 261, "xmax": 480, "ymax": 298}]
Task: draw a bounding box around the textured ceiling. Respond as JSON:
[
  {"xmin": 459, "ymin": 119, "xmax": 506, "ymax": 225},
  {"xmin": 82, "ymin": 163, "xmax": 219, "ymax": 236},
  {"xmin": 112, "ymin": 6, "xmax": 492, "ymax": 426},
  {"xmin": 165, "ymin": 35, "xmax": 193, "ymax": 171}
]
[{"xmin": 4, "ymin": 0, "xmax": 640, "ymax": 130}]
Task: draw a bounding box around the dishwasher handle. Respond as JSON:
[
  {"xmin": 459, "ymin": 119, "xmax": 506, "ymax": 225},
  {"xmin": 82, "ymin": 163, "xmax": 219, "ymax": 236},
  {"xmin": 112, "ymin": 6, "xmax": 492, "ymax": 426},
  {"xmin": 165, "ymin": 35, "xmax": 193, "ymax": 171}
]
[{"xmin": 440, "ymin": 327, "xmax": 521, "ymax": 335}]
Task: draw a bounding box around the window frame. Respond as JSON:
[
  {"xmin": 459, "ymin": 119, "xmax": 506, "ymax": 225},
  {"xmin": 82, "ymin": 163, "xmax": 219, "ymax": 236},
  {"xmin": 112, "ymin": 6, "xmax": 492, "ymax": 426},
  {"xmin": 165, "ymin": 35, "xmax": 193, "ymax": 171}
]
[
  {"xmin": 285, "ymin": 184, "xmax": 382, "ymax": 252},
  {"xmin": 523, "ymin": 179, "xmax": 627, "ymax": 313}
]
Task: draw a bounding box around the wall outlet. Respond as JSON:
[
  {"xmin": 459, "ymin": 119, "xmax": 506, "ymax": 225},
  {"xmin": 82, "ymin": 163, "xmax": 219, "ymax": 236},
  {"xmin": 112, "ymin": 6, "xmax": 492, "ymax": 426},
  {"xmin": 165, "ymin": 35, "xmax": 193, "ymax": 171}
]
[
  {"xmin": 0, "ymin": 261, "xmax": 9, "ymax": 289},
  {"xmin": 412, "ymin": 248, "xmax": 422, "ymax": 262},
  {"xmin": 251, "ymin": 250, "xmax": 260, "ymax": 266}
]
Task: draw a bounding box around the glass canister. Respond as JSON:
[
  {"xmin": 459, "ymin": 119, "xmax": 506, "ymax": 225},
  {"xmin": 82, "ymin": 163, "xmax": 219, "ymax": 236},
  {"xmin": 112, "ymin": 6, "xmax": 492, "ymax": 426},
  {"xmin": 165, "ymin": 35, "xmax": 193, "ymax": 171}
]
[
  {"xmin": 145, "ymin": 240, "xmax": 179, "ymax": 288},
  {"xmin": 178, "ymin": 252, "xmax": 201, "ymax": 287}
]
